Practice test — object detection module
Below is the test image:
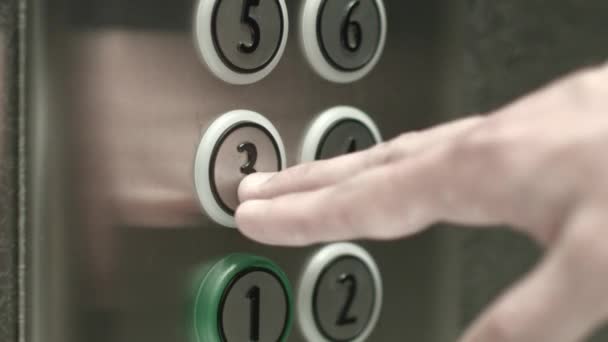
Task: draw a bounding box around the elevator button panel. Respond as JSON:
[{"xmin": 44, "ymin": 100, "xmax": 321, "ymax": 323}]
[
  {"xmin": 194, "ymin": 0, "xmax": 289, "ymax": 84},
  {"xmin": 298, "ymin": 243, "xmax": 383, "ymax": 342},
  {"xmin": 301, "ymin": 0, "xmax": 387, "ymax": 83},
  {"xmin": 195, "ymin": 110, "xmax": 286, "ymax": 227},
  {"xmin": 301, "ymin": 106, "xmax": 382, "ymax": 162},
  {"xmin": 191, "ymin": 254, "xmax": 293, "ymax": 342}
]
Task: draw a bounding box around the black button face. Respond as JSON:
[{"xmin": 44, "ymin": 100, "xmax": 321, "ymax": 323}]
[
  {"xmin": 210, "ymin": 123, "xmax": 281, "ymax": 215},
  {"xmin": 316, "ymin": 119, "xmax": 377, "ymax": 160},
  {"xmin": 220, "ymin": 269, "xmax": 290, "ymax": 342},
  {"xmin": 212, "ymin": 0, "xmax": 285, "ymax": 73},
  {"xmin": 318, "ymin": 0, "xmax": 382, "ymax": 71},
  {"xmin": 313, "ymin": 257, "xmax": 376, "ymax": 341}
]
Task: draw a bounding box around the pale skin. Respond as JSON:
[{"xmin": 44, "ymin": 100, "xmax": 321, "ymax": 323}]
[{"xmin": 235, "ymin": 61, "xmax": 608, "ymax": 342}]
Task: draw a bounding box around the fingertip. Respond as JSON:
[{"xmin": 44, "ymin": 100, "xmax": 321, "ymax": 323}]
[
  {"xmin": 238, "ymin": 172, "xmax": 276, "ymax": 202},
  {"xmin": 235, "ymin": 200, "xmax": 314, "ymax": 247}
]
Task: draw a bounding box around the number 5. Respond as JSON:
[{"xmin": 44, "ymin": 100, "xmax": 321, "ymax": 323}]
[{"xmin": 239, "ymin": 0, "xmax": 261, "ymax": 54}]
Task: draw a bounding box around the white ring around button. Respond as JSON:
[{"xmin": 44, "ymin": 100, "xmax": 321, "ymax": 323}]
[
  {"xmin": 194, "ymin": 0, "xmax": 289, "ymax": 85},
  {"xmin": 301, "ymin": 106, "xmax": 382, "ymax": 162},
  {"xmin": 298, "ymin": 243, "xmax": 383, "ymax": 342},
  {"xmin": 300, "ymin": 0, "xmax": 387, "ymax": 83},
  {"xmin": 194, "ymin": 110, "xmax": 286, "ymax": 228}
]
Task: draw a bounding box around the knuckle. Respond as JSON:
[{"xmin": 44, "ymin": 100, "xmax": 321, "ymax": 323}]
[
  {"xmin": 562, "ymin": 66, "xmax": 608, "ymax": 111},
  {"xmin": 289, "ymin": 162, "xmax": 315, "ymax": 178},
  {"xmin": 563, "ymin": 223, "xmax": 608, "ymax": 271},
  {"xmin": 446, "ymin": 126, "xmax": 508, "ymax": 179},
  {"xmin": 474, "ymin": 311, "xmax": 524, "ymax": 342},
  {"xmin": 367, "ymin": 140, "xmax": 401, "ymax": 165}
]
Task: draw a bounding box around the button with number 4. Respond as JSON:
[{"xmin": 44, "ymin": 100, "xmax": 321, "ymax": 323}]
[
  {"xmin": 195, "ymin": 110, "xmax": 286, "ymax": 228},
  {"xmin": 301, "ymin": 0, "xmax": 387, "ymax": 83},
  {"xmin": 301, "ymin": 106, "xmax": 382, "ymax": 162},
  {"xmin": 191, "ymin": 254, "xmax": 293, "ymax": 342},
  {"xmin": 194, "ymin": 0, "xmax": 289, "ymax": 84},
  {"xmin": 298, "ymin": 243, "xmax": 383, "ymax": 342}
]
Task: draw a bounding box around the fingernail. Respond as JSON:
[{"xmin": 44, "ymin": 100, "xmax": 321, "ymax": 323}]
[{"xmin": 238, "ymin": 172, "xmax": 276, "ymax": 201}]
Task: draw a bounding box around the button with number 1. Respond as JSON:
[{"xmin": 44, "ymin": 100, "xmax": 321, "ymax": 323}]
[
  {"xmin": 190, "ymin": 254, "xmax": 293, "ymax": 342},
  {"xmin": 194, "ymin": 0, "xmax": 289, "ymax": 84}
]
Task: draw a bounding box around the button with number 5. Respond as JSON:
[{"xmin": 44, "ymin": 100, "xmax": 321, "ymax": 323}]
[
  {"xmin": 301, "ymin": 0, "xmax": 387, "ymax": 83},
  {"xmin": 298, "ymin": 243, "xmax": 383, "ymax": 342},
  {"xmin": 190, "ymin": 254, "xmax": 293, "ymax": 342},
  {"xmin": 194, "ymin": 0, "xmax": 289, "ymax": 84}
]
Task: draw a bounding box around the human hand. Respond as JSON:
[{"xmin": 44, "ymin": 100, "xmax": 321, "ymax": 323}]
[{"xmin": 236, "ymin": 62, "xmax": 608, "ymax": 342}]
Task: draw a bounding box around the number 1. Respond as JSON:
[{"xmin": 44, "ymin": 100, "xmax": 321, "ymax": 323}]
[{"xmin": 246, "ymin": 286, "xmax": 261, "ymax": 341}]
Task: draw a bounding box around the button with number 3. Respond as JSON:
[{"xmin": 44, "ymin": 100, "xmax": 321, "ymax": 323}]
[
  {"xmin": 191, "ymin": 254, "xmax": 293, "ymax": 342},
  {"xmin": 298, "ymin": 243, "xmax": 383, "ymax": 342},
  {"xmin": 195, "ymin": 110, "xmax": 286, "ymax": 228},
  {"xmin": 301, "ymin": 0, "xmax": 387, "ymax": 83},
  {"xmin": 194, "ymin": 0, "xmax": 289, "ymax": 84}
]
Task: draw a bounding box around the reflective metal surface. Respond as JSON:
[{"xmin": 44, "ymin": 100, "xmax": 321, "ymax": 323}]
[
  {"xmin": 24, "ymin": 0, "xmax": 464, "ymax": 341},
  {"xmin": 0, "ymin": 1, "xmax": 20, "ymax": 341}
]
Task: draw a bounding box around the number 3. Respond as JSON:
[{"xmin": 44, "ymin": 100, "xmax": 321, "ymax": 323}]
[
  {"xmin": 239, "ymin": 0, "xmax": 261, "ymax": 54},
  {"xmin": 341, "ymin": 0, "xmax": 363, "ymax": 52}
]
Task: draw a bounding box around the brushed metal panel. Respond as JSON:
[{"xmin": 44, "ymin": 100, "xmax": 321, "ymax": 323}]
[
  {"xmin": 0, "ymin": 1, "xmax": 21, "ymax": 341},
  {"xmin": 26, "ymin": 0, "xmax": 465, "ymax": 341}
]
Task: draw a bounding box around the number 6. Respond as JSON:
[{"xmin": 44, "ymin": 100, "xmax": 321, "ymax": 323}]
[{"xmin": 341, "ymin": 0, "xmax": 363, "ymax": 52}]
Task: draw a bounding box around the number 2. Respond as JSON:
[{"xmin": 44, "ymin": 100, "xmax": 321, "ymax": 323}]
[
  {"xmin": 341, "ymin": 0, "xmax": 363, "ymax": 52},
  {"xmin": 246, "ymin": 286, "xmax": 261, "ymax": 341},
  {"xmin": 239, "ymin": 0, "xmax": 261, "ymax": 54},
  {"xmin": 336, "ymin": 273, "xmax": 358, "ymax": 326}
]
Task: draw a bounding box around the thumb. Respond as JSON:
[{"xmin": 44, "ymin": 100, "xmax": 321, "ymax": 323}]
[{"xmin": 462, "ymin": 208, "xmax": 608, "ymax": 342}]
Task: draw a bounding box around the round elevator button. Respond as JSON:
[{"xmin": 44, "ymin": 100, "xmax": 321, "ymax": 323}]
[
  {"xmin": 191, "ymin": 254, "xmax": 293, "ymax": 342},
  {"xmin": 301, "ymin": 106, "xmax": 382, "ymax": 162},
  {"xmin": 298, "ymin": 243, "xmax": 382, "ymax": 342},
  {"xmin": 195, "ymin": 110, "xmax": 286, "ymax": 227},
  {"xmin": 194, "ymin": 0, "xmax": 289, "ymax": 84},
  {"xmin": 301, "ymin": 0, "xmax": 387, "ymax": 83}
]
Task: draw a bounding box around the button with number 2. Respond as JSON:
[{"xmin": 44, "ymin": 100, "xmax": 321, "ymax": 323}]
[
  {"xmin": 194, "ymin": 0, "xmax": 289, "ymax": 84},
  {"xmin": 298, "ymin": 243, "xmax": 383, "ymax": 342}
]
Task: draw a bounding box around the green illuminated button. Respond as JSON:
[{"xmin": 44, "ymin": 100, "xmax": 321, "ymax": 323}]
[{"xmin": 191, "ymin": 254, "xmax": 293, "ymax": 342}]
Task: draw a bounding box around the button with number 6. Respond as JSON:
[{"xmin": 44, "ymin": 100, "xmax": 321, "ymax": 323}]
[
  {"xmin": 298, "ymin": 243, "xmax": 383, "ymax": 342},
  {"xmin": 190, "ymin": 254, "xmax": 294, "ymax": 342},
  {"xmin": 301, "ymin": 0, "xmax": 387, "ymax": 83},
  {"xmin": 194, "ymin": 0, "xmax": 289, "ymax": 84}
]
